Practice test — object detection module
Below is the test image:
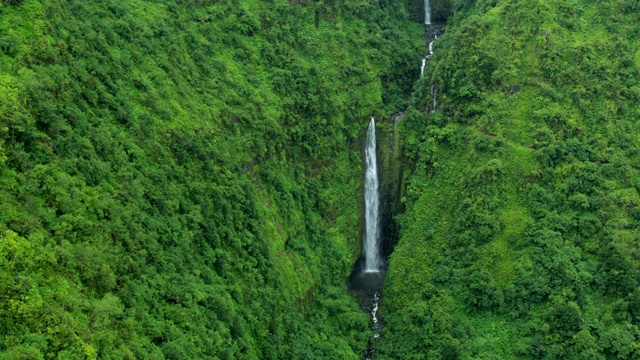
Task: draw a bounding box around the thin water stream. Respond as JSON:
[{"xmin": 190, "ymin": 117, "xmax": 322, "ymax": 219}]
[{"xmin": 420, "ymin": 35, "xmax": 437, "ymax": 77}]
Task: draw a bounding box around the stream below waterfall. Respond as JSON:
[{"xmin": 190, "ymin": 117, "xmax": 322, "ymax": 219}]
[{"xmin": 350, "ymin": 269, "xmax": 386, "ymax": 359}]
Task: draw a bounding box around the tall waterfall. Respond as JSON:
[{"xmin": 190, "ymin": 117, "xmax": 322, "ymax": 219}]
[
  {"xmin": 424, "ymin": 0, "xmax": 431, "ymax": 25},
  {"xmin": 364, "ymin": 118, "xmax": 381, "ymax": 272}
]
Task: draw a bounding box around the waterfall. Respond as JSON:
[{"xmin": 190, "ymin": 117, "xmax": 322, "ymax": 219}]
[
  {"xmin": 432, "ymin": 86, "xmax": 437, "ymax": 110},
  {"xmin": 364, "ymin": 118, "xmax": 381, "ymax": 272},
  {"xmin": 371, "ymin": 293, "xmax": 380, "ymax": 337},
  {"xmin": 352, "ymin": 119, "xmax": 386, "ymax": 360},
  {"xmin": 424, "ymin": 0, "xmax": 431, "ymax": 25},
  {"xmin": 421, "ymin": 36, "xmax": 436, "ymax": 78}
]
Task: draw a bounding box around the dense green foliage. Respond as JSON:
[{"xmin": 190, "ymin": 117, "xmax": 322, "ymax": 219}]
[
  {"xmin": 381, "ymin": 0, "xmax": 640, "ymax": 358},
  {"xmin": 0, "ymin": 0, "xmax": 423, "ymax": 358}
]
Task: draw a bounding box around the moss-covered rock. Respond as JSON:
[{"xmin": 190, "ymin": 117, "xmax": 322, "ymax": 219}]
[{"xmin": 376, "ymin": 113, "xmax": 407, "ymax": 256}]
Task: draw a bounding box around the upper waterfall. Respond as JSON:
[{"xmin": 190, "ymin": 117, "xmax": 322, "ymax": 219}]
[
  {"xmin": 364, "ymin": 118, "xmax": 381, "ymax": 272},
  {"xmin": 424, "ymin": 0, "xmax": 431, "ymax": 25}
]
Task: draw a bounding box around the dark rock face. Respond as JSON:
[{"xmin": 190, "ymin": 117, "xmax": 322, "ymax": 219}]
[
  {"xmin": 423, "ymin": 23, "xmax": 447, "ymax": 45},
  {"xmin": 406, "ymin": 0, "xmax": 425, "ymax": 23},
  {"xmin": 431, "ymin": 0, "xmax": 454, "ymax": 22},
  {"xmin": 376, "ymin": 113, "xmax": 406, "ymax": 257}
]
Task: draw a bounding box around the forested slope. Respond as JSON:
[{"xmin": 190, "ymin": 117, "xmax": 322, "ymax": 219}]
[
  {"xmin": 0, "ymin": 0, "xmax": 423, "ymax": 358},
  {"xmin": 381, "ymin": 0, "xmax": 640, "ymax": 358}
]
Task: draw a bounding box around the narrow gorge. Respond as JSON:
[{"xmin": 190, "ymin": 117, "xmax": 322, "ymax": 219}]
[{"xmin": 349, "ymin": 1, "xmax": 448, "ymax": 356}]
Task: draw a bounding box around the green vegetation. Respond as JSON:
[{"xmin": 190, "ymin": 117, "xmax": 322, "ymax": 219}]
[
  {"xmin": 8, "ymin": 0, "xmax": 639, "ymax": 358},
  {"xmin": 381, "ymin": 0, "xmax": 640, "ymax": 358},
  {"xmin": 0, "ymin": 0, "xmax": 423, "ymax": 358}
]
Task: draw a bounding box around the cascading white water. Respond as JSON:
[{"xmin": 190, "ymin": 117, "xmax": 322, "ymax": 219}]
[
  {"xmin": 363, "ymin": 118, "xmax": 381, "ymax": 272},
  {"xmin": 432, "ymin": 86, "xmax": 437, "ymax": 109},
  {"xmin": 420, "ymin": 36, "xmax": 436, "ymax": 78},
  {"xmin": 424, "ymin": 0, "xmax": 431, "ymax": 25},
  {"xmin": 371, "ymin": 293, "xmax": 380, "ymax": 337}
]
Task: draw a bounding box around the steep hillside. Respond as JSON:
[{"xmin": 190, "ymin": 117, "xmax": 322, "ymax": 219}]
[
  {"xmin": 0, "ymin": 0, "xmax": 423, "ymax": 358},
  {"xmin": 381, "ymin": 0, "xmax": 640, "ymax": 358}
]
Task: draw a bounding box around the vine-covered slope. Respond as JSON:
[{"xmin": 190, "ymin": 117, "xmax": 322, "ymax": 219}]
[
  {"xmin": 0, "ymin": 1, "xmax": 423, "ymax": 358},
  {"xmin": 381, "ymin": 0, "xmax": 640, "ymax": 358}
]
